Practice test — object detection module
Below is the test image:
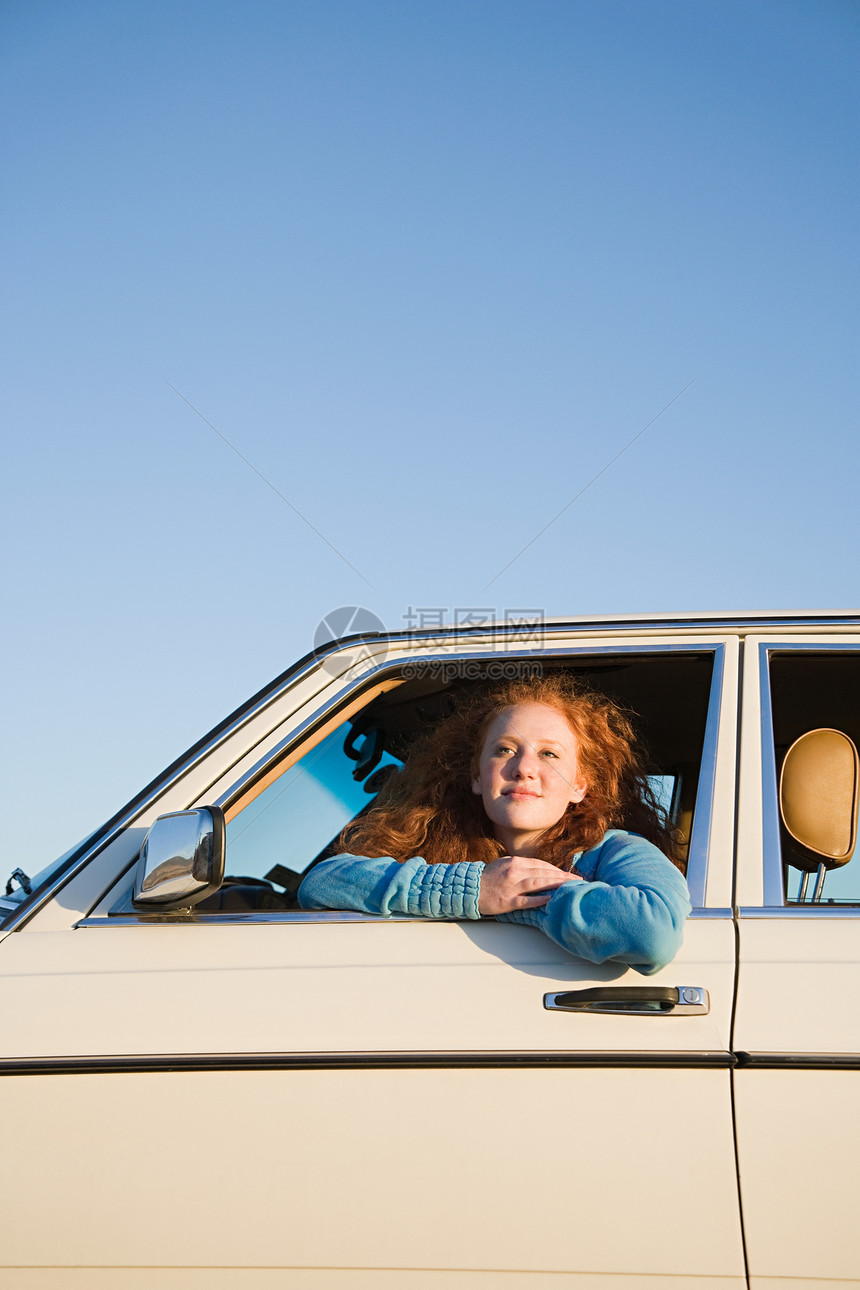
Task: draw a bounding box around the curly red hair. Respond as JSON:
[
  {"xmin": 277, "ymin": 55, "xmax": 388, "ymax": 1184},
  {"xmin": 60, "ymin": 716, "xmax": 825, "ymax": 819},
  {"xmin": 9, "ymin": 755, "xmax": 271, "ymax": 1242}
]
[{"xmin": 339, "ymin": 674, "xmax": 681, "ymax": 869}]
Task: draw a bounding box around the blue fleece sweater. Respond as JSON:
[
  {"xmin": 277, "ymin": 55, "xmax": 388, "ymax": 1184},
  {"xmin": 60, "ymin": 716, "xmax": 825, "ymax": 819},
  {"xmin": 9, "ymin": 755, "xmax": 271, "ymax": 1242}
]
[{"xmin": 297, "ymin": 830, "xmax": 690, "ymax": 975}]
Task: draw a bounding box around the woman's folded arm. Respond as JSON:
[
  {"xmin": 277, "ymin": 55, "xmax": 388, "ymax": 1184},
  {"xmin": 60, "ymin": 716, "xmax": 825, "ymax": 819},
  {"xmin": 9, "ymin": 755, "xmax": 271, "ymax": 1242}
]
[
  {"xmin": 298, "ymin": 853, "xmax": 484, "ymax": 920},
  {"xmin": 499, "ymin": 830, "xmax": 691, "ymax": 974}
]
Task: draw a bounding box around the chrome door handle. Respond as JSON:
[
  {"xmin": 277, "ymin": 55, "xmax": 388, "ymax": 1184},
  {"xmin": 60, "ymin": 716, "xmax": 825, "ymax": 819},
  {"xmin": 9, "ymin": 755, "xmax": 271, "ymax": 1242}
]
[{"xmin": 544, "ymin": 986, "xmax": 709, "ymax": 1016}]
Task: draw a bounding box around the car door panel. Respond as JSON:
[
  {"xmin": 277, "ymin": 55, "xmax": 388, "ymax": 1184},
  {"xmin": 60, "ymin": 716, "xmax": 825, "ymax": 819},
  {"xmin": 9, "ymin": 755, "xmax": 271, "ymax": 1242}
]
[
  {"xmin": 734, "ymin": 916, "xmax": 860, "ymax": 1286},
  {"xmin": 0, "ymin": 628, "xmax": 745, "ymax": 1286},
  {"xmin": 0, "ymin": 917, "xmax": 734, "ymax": 1060},
  {"xmin": 734, "ymin": 637, "xmax": 860, "ymax": 1288},
  {"xmin": 0, "ymin": 910, "xmax": 743, "ymax": 1285},
  {"xmin": 3, "ymin": 1066, "xmax": 744, "ymax": 1285}
]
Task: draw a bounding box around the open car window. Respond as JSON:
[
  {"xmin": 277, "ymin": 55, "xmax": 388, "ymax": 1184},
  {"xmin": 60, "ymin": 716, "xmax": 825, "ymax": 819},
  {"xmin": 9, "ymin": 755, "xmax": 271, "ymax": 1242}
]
[
  {"xmin": 208, "ymin": 651, "xmax": 717, "ymax": 913},
  {"xmin": 768, "ymin": 651, "xmax": 860, "ymax": 906}
]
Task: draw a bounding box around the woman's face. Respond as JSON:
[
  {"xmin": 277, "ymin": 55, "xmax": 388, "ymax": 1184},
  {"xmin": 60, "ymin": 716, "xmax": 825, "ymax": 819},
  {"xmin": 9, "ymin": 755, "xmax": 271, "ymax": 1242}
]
[{"xmin": 471, "ymin": 701, "xmax": 587, "ymax": 856}]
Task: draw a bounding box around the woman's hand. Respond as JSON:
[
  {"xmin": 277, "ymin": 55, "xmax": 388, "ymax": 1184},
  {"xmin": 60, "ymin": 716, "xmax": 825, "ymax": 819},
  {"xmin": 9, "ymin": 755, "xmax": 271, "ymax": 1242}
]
[{"xmin": 478, "ymin": 856, "xmax": 582, "ymax": 915}]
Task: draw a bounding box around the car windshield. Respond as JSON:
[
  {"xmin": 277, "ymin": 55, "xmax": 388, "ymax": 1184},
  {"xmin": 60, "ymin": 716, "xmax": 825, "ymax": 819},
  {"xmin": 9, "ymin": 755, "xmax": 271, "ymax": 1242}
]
[{"xmin": 0, "ymin": 837, "xmax": 94, "ymax": 921}]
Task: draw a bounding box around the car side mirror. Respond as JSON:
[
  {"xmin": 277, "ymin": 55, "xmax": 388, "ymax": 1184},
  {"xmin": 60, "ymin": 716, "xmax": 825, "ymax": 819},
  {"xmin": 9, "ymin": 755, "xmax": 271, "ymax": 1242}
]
[{"xmin": 132, "ymin": 806, "xmax": 225, "ymax": 909}]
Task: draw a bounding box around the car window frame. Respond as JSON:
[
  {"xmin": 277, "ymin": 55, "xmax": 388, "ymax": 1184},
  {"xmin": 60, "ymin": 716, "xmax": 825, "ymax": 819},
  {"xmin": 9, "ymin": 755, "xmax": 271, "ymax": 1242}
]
[
  {"xmin": 757, "ymin": 640, "xmax": 860, "ymax": 911},
  {"xmin": 94, "ymin": 641, "xmax": 726, "ymax": 925}
]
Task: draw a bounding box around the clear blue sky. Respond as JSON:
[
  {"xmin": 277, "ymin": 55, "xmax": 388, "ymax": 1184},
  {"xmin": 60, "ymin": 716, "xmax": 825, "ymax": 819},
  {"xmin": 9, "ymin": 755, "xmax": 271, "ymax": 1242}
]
[{"xmin": 2, "ymin": 0, "xmax": 858, "ymax": 870}]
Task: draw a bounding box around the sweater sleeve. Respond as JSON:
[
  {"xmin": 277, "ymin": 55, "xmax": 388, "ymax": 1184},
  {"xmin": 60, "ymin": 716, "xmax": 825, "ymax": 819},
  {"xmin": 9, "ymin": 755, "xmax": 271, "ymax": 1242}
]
[
  {"xmin": 497, "ymin": 831, "xmax": 691, "ymax": 975},
  {"xmin": 297, "ymin": 853, "xmax": 484, "ymax": 920}
]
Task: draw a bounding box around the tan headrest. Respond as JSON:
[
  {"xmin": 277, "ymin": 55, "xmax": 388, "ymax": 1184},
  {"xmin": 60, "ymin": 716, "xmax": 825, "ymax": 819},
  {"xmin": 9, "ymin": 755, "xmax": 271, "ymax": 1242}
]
[{"xmin": 779, "ymin": 728, "xmax": 859, "ymax": 871}]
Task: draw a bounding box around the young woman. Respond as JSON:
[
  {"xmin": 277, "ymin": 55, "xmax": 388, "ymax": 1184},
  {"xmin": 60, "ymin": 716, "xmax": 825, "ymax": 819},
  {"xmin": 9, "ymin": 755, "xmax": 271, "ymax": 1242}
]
[{"xmin": 298, "ymin": 674, "xmax": 691, "ymax": 974}]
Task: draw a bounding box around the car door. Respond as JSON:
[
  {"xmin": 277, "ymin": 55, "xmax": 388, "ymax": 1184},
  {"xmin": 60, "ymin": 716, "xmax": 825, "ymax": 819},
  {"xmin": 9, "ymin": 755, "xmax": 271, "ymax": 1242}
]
[
  {"xmin": 0, "ymin": 628, "xmax": 746, "ymax": 1288},
  {"xmin": 734, "ymin": 633, "xmax": 860, "ymax": 1288}
]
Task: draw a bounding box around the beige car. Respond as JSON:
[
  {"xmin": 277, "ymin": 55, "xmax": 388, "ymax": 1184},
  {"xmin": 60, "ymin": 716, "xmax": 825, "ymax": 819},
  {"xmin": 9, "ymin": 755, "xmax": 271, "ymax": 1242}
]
[{"xmin": 2, "ymin": 612, "xmax": 859, "ymax": 1288}]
